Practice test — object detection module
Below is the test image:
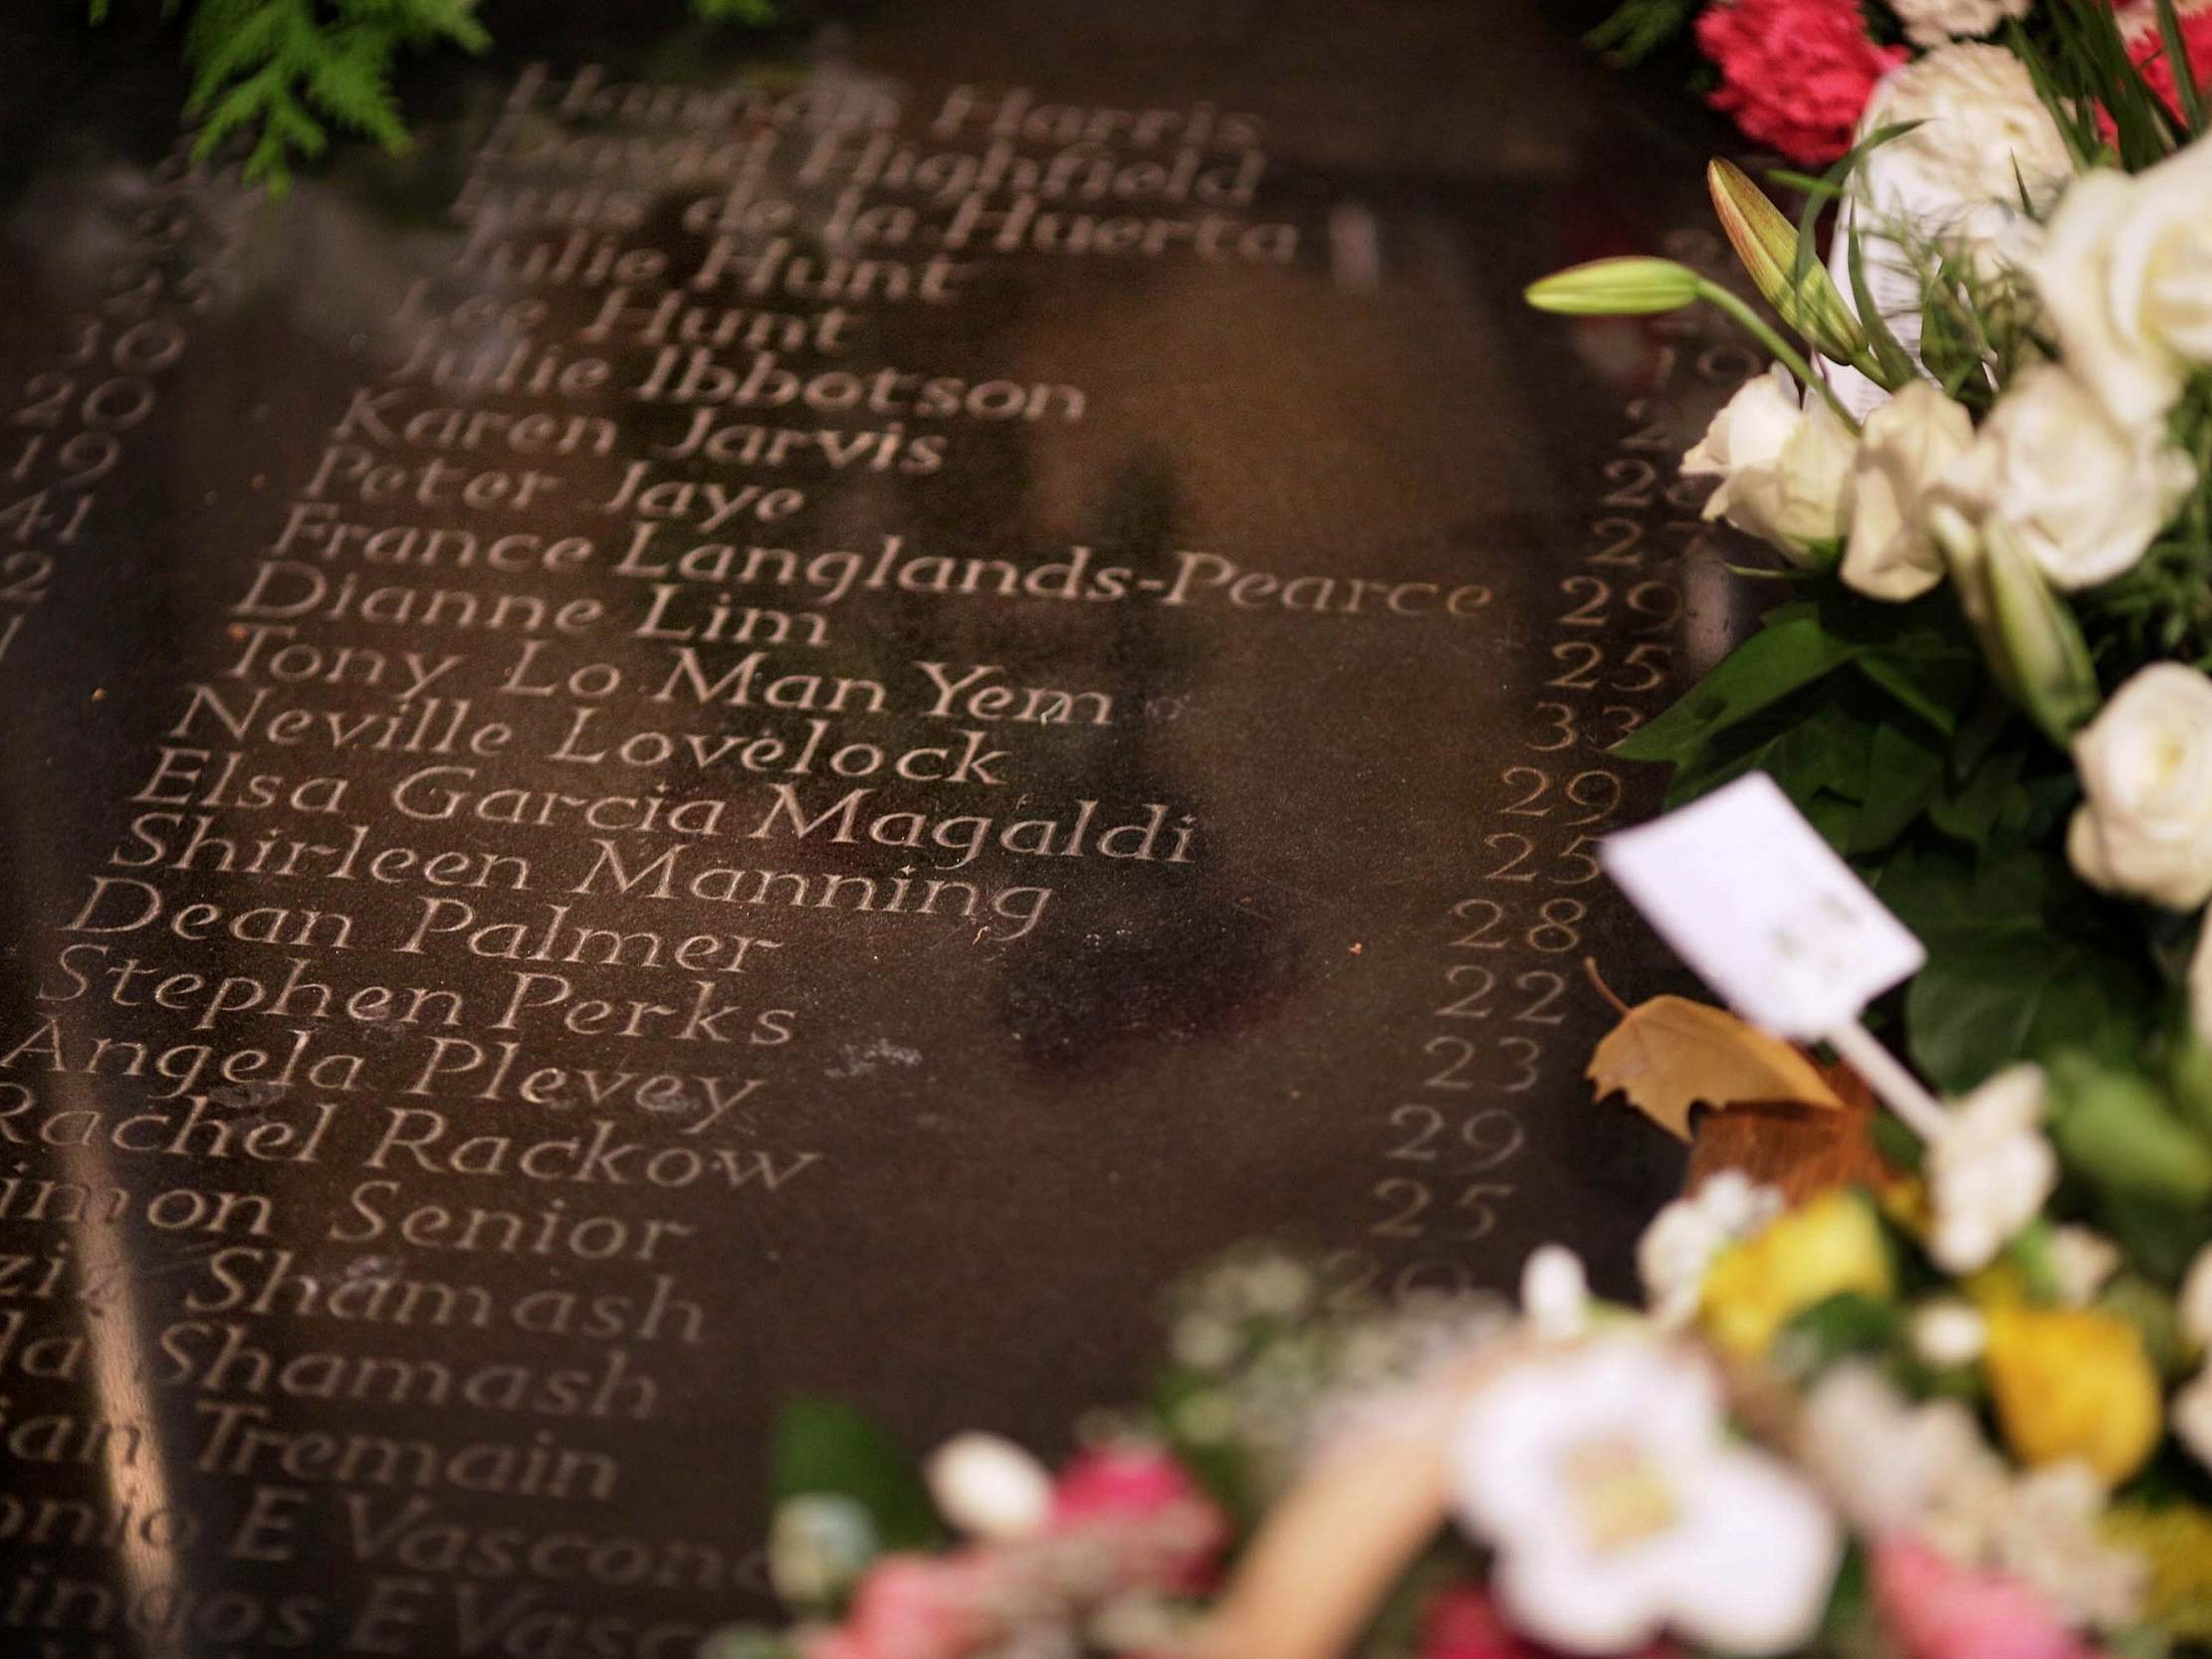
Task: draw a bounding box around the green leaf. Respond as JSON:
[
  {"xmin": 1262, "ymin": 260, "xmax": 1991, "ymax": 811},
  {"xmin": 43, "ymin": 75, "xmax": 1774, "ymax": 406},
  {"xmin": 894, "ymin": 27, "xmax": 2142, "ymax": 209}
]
[
  {"xmin": 1615, "ymin": 608, "xmax": 1865, "ymax": 764},
  {"xmin": 1779, "ymin": 1292, "xmax": 1903, "ymax": 1370},
  {"xmin": 1849, "ymin": 723, "xmax": 1944, "ymax": 855},
  {"xmin": 1875, "ymin": 850, "xmax": 2160, "ymax": 1091},
  {"xmin": 1926, "ymin": 742, "xmax": 2029, "ymax": 851},
  {"xmin": 1845, "ymin": 223, "xmax": 1920, "ymax": 397},
  {"xmin": 768, "ymin": 1397, "xmax": 942, "ymax": 1551}
]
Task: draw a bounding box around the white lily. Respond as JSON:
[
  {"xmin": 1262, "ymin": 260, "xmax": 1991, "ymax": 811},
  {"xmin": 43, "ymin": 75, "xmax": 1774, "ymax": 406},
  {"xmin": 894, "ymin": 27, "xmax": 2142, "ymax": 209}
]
[{"xmin": 1450, "ymin": 1339, "xmax": 1840, "ymax": 1655}]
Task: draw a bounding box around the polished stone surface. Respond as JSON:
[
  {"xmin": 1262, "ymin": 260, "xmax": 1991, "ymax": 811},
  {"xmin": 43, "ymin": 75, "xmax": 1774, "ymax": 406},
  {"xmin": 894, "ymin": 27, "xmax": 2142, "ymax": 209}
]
[{"xmin": 0, "ymin": 3, "xmax": 1747, "ymax": 1650}]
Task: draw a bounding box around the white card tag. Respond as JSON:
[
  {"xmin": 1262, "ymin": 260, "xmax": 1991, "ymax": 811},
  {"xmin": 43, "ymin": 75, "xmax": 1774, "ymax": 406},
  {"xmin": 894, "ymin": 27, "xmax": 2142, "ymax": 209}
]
[{"xmin": 1599, "ymin": 771, "xmax": 1925, "ymax": 1039}]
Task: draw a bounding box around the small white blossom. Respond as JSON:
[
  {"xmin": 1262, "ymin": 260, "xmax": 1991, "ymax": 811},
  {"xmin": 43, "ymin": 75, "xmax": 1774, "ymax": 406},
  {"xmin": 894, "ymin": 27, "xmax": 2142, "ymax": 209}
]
[
  {"xmin": 1996, "ymin": 1463, "xmax": 2148, "ymax": 1629},
  {"xmin": 2181, "ymin": 1245, "xmax": 2212, "ymax": 1348},
  {"xmin": 1799, "ymin": 1365, "xmax": 2003, "ymax": 1542},
  {"xmin": 926, "ymin": 1433, "xmax": 1053, "ymax": 1542},
  {"xmin": 2049, "ymin": 1226, "xmax": 2123, "ymax": 1307},
  {"xmin": 1887, "ymin": 0, "xmax": 2034, "ymax": 49},
  {"xmin": 1926, "ymin": 1064, "xmax": 2057, "ymax": 1273},
  {"xmin": 2067, "ymin": 665, "xmax": 2212, "ymax": 911},
  {"xmin": 1910, "ymin": 1300, "xmax": 1988, "ymax": 1366},
  {"xmin": 1798, "ymin": 1367, "xmax": 2143, "ymax": 1627},
  {"xmin": 1637, "ymin": 1172, "xmax": 1785, "ymax": 1329},
  {"xmin": 2176, "ymin": 1367, "xmax": 2212, "ymax": 1473},
  {"xmin": 1682, "ymin": 366, "xmax": 1857, "ymax": 559},
  {"xmin": 1451, "ymin": 1339, "xmax": 1841, "ymax": 1656},
  {"xmin": 1520, "ymin": 1245, "xmax": 1590, "ymax": 1342}
]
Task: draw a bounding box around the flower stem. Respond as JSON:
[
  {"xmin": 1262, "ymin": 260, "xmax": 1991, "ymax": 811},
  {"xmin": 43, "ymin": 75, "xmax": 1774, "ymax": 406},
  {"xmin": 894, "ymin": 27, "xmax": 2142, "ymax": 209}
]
[{"xmin": 1693, "ymin": 279, "xmax": 1862, "ymax": 435}]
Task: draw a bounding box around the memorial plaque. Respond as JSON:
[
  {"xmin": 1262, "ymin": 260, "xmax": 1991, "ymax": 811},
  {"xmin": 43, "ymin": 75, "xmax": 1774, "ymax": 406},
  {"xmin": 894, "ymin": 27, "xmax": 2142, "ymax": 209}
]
[{"xmin": 0, "ymin": 3, "xmax": 1753, "ymax": 1651}]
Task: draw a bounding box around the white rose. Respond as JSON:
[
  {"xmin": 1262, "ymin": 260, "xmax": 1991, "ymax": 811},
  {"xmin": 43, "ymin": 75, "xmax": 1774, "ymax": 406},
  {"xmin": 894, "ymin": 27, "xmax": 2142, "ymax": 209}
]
[
  {"xmin": 1841, "ymin": 382, "xmax": 1977, "ymax": 600},
  {"xmin": 2032, "ymin": 135, "xmax": 2212, "ymax": 430},
  {"xmin": 1682, "ymin": 366, "xmax": 1856, "ymax": 559},
  {"xmin": 1947, "ymin": 365, "xmax": 2194, "ymax": 589},
  {"xmin": 2067, "ymin": 664, "xmax": 2212, "ymax": 911},
  {"xmin": 1887, "ymin": 0, "xmax": 2034, "ymax": 48},
  {"xmin": 2180, "ymin": 1243, "xmax": 2212, "ymax": 1348},
  {"xmin": 1823, "ymin": 46, "xmax": 2073, "ymax": 418}
]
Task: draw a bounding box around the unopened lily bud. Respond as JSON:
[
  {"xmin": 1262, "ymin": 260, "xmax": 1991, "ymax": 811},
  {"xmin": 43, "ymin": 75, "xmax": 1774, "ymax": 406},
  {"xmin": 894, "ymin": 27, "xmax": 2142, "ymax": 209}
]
[
  {"xmin": 925, "ymin": 1432, "xmax": 1052, "ymax": 1541},
  {"xmin": 1524, "ymin": 257, "xmax": 1701, "ymax": 316},
  {"xmin": 1707, "ymin": 158, "xmax": 1869, "ymax": 368},
  {"xmin": 1934, "ymin": 512, "xmax": 2098, "ymax": 745},
  {"xmin": 1981, "ymin": 520, "xmax": 2100, "ymax": 743}
]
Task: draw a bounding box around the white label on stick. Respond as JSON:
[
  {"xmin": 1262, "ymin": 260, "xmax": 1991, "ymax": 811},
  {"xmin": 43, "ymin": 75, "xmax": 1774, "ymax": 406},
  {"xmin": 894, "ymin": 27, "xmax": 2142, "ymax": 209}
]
[{"xmin": 1600, "ymin": 771, "xmax": 1925, "ymax": 1039}]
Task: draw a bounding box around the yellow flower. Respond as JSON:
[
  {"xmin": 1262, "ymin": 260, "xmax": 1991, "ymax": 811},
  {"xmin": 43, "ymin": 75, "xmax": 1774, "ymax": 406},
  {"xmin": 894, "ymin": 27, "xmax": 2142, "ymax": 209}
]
[
  {"xmin": 1984, "ymin": 1305, "xmax": 2162, "ymax": 1485},
  {"xmin": 2103, "ymin": 1505, "xmax": 2212, "ymax": 1639},
  {"xmin": 1699, "ymin": 1189, "xmax": 1891, "ymax": 1359}
]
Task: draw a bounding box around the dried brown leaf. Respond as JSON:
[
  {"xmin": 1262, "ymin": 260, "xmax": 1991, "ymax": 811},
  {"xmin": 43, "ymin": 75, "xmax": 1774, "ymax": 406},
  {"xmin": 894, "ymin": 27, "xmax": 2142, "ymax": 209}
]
[{"xmin": 1587, "ymin": 994, "xmax": 1844, "ymax": 1141}]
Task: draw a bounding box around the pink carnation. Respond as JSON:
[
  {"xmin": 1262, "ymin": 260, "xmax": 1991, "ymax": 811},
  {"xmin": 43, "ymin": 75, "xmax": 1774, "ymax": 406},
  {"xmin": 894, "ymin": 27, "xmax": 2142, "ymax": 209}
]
[
  {"xmin": 1050, "ymin": 1446, "xmax": 1228, "ymax": 1591},
  {"xmin": 1049, "ymin": 1448, "xmax": 1201, "ymax": 1524},
  {"xmin": 1872, "ymin": 1538, "xmax": 2110, "ymax": 1659},
  {"xmin": 1695, "ymin": 0, "xmax": 1908, "ymax": 164}
]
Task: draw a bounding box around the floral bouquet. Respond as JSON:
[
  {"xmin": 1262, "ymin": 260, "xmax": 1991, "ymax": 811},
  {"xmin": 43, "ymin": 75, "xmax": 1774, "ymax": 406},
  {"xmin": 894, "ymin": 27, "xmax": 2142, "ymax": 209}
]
[
  {"xmin": 1594, "ymin": 0, "xmax": 2209, "ymax": 166},
  {"xmin": 711, "ymin": 9, "xmax": 2212, "ymax": 1658}
]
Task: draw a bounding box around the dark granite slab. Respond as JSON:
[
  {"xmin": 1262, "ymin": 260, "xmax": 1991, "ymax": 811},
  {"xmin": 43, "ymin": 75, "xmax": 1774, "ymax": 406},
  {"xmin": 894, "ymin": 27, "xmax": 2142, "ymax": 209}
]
[{"xmin": 0, "ymin": 4, "xmax": 1751, "ymax": 1651}]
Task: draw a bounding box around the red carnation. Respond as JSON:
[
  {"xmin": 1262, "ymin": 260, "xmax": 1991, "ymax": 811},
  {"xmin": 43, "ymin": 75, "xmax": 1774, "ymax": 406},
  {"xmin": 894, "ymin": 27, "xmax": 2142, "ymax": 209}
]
[
  {"xmin": 2119, "ymin": 0, "xmax": 2212, "ymax": 124},
  {"xmin": 1695, "ymin": 0, "xmax": 1909, "ymax": 164}
]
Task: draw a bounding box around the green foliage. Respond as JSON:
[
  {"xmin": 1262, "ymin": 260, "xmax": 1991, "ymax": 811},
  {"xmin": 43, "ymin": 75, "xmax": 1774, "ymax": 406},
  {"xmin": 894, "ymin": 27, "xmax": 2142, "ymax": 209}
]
[
  {"xmin": 767, "ymin": 1396, "xmax": 943, "ymax": 1552},
  {"xmin": 1583, "ymin": 0, "xmax": 1697, "ymax": 66},
  {"xmin": 84, "ymin": 0, "xmax": 776, "ymax": 190},
  {"xmin": 2009, "ymin": 0, "xmax": 2188, "ymax": 169},
  {"xmin": 1614, "ymin": 582, "xmax": 2177, "ymax": 1094}
]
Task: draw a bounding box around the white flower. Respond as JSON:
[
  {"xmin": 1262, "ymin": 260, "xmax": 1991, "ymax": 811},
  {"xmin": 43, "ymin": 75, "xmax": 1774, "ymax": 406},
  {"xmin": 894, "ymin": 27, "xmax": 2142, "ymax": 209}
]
[
  {"xmin": 1842, "ymin": 381, "xmax": 1977, "ymax": 601},
  {"xmin": 1450, "ymin": 1339, "xmax": 1841, "ymax": 1656},
  {"xmin": 2032, "ymin": 136, "xmax": 2212, "ymax": 431},
  {"xmin": 1798, "ymin": 1365, "xmax": 2004, "ymax": 1543},
  {"xmin": 1637, "ymin": 1172, "xmax": 1785, "ymax": 1329},
  {"xmin": 2194, "ymin": 924, "xmax": 2212, "ymax": 1048},
  {"xmin": 1682, "ymin": 366, "xmax": 1856, "ymax": 559},
  {"xmin": 2181, "ymin": 1245, "xmax": 2212, "ymax": 1349},
  {"xmin": 1854, "ymin": 46, "xmax": 2074, "ymax": 256},
  {"xmin": 925, "ymin": 1433, "xmax": 1052, "ymax": 1541},
  {"xmin": 1823, "ymin": 45, "xmax": 2073, "ymax": 417},
  {"xmin": 2049, "ymin": 1225, "xmax": 2122, "ymax": 1307},
  {"xmin": 1887, "ymin": 0, "xmax": 2033, "ymax": 46},
  {"xmin": 2178, "ymin": 1367, "xmax": 2212, "ymax": 1472},
  {"xmin": 1798, "ymin": 1368, "xmax": 2142, "ymax": 1628},
  {"xmin": 1995, "ymin": 1464, "xmax": 2148, "ymax": 1629},
  {"xmin": 1910, "ymin": 1300, "xmax": 1988, "ymax": 1366},
  {"xmin": 2067, "ymin": 664, "xmax": 2212, "ymax": 911},
  {"xmin": 1926, "ymin": 1064, "xmax": 2057, "ymax": 1273},
  {"xmin": 1947, "ymin": 365, "xmax": 2194, "ymax": 590},
  {"xmin": 1521, "ymin": 1245, "xmax": 1591, "ymax": 1342}
]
